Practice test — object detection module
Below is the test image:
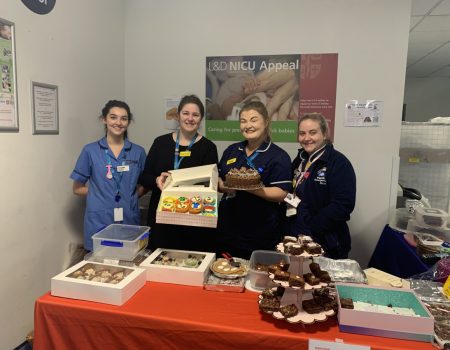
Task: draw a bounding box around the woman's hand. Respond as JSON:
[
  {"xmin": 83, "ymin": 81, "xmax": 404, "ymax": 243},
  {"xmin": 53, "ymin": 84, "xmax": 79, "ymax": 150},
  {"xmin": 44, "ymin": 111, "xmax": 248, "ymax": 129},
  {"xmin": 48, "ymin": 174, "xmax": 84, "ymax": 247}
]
[
  {"xmin": 156, "ymin": 172, "xmax": 171, "ymax": 191},
  {"xmin": 218, "ymin": 178, "xmax": 236, "ymax": 195},
  {"xmin": 73, "ymin": 181, "xmax": 88, "ymax": 197}
]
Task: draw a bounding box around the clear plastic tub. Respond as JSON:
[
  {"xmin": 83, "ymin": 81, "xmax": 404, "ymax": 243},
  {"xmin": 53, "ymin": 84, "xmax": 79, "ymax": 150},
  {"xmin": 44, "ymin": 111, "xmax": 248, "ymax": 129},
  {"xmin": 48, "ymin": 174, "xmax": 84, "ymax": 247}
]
[
  {"xmin": 92, "ymin": 224, "xmax": 150, "ymax": 261},
  {"xmin": 248, "ymin": 250, "xmax": 289, "ymax": 290},
  {"xmin": 415, "ymin": 207, "xmax": 448, "ymax": 228}
]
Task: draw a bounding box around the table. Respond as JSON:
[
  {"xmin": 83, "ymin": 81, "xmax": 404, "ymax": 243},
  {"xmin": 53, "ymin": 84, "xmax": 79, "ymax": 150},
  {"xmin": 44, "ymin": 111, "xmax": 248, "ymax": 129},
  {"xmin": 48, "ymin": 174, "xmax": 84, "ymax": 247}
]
[
  {"xmin": 368, "ymin": 225, "xmax": 430, "ymax": 278},
  {"xmin": 34, "ymin": 281, "xmax": 436, "ymax": 350}
]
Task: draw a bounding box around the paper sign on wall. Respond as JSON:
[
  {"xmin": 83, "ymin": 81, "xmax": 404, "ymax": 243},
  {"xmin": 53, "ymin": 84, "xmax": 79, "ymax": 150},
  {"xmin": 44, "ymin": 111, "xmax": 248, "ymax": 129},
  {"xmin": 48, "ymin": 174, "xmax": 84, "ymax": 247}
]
[{"xmin": 344, "ymin": 100, "xmax": 382, "ymax": 127}]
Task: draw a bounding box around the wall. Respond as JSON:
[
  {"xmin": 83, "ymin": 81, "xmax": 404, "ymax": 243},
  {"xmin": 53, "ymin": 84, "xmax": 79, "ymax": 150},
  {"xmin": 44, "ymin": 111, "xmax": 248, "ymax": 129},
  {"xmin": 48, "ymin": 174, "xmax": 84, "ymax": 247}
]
[
  {"xmin": 0, "ymin": 0, "xmax": 411, "ymax": 347},
  {"xmin": 125, "ymin": 0, "xmax": 411, "ymax": 266},
  {"xmin": 0, "ymin": 1, "xmax": 125, "ymax": 348},
  {"xmin": 404, "ymin": 77, "xmax": 450, "ymax": 121}
]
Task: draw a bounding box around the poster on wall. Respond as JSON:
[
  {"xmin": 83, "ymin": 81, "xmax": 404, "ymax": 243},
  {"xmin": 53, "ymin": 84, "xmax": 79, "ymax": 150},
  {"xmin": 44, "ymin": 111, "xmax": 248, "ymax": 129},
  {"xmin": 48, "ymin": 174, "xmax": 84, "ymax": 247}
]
[
  {"xmin": 0, "ymin": 18, "xmax": 18, "ymax": 131},
  {"xmin": 344, "ymin": 100, "xmax": 383, "ymax": 127},
  {"xmin": 205, "ymin": 53, "xmax": 338, "ymax": 142},
  {"xmin": 32, "ymin": 81, "xmax": 59, "ymax": 134}
]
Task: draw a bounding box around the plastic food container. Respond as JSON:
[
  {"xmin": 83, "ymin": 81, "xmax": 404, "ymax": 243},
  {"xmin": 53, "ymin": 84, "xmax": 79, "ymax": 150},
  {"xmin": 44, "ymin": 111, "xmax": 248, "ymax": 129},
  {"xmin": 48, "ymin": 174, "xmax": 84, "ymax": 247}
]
[
  {"xmin": 92, "ymin": 224, "xmax": 150, "ymax": 261},
  {"xmin": 248, "ymin": 250, "xmax": 289, "ymax": 290},
  {"xmin": 415, "ymin": 207, "xmax": 448, "ymax": 228}
]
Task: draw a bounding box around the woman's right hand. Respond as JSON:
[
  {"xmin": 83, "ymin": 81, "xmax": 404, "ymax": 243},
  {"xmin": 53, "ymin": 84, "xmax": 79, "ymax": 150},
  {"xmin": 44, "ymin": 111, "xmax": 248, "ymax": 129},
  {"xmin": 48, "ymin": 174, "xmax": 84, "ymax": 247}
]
[{"xmin": 156, "ymin": 172, "xmax": 171, "ymax": 191}]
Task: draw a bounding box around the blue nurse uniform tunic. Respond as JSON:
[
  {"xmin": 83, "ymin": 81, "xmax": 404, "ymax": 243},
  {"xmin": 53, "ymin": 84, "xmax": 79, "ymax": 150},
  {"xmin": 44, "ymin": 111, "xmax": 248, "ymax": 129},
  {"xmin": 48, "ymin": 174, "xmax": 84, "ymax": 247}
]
[
  {"xmin": 70, "ymin": 137, "xmax": 146, "ymax": 250},
  {"xmin": 217, "ymin": 140, "xmax": 292, "ymax": 259}
]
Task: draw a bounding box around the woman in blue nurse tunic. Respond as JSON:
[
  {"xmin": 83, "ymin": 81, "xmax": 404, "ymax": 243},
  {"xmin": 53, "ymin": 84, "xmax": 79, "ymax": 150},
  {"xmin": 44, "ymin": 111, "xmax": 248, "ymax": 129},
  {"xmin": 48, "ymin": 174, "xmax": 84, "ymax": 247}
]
[
  {"xmin": 217, "ymin": 101, "xmax": 292, "ymax": 259},
  {"xmin": 70, "ymin": 100, "xmax": 146, "ymax": 251}
]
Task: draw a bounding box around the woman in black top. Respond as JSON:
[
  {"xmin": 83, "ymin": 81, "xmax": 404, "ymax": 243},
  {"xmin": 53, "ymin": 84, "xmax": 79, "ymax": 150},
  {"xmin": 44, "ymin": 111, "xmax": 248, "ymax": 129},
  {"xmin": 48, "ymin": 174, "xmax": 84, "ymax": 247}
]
[{"xmin": 140, "ymin": 95, "xmax": 218, "ymax": 252}]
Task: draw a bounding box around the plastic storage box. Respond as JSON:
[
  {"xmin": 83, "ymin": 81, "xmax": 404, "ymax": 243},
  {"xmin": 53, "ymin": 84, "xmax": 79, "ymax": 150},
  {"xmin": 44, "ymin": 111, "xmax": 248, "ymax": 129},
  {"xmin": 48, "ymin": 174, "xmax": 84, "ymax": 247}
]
[
  {"xmin": 248, "ymin": 250, "xmax": 289, "ymax": 290},
  {"xmin": 415, "ymin": 207, "xmax": 448, "ymax": 228},
  {"xmin": 92, "ymin": 224, "xmax": 150, "ymax": 261}
]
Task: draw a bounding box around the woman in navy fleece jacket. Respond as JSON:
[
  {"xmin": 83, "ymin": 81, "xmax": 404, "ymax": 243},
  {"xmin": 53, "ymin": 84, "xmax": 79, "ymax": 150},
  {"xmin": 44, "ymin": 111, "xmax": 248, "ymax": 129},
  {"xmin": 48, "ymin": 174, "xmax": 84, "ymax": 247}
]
[{"xmin": 288, "ymin": 113, "xmax": 356, "ymax": 258}]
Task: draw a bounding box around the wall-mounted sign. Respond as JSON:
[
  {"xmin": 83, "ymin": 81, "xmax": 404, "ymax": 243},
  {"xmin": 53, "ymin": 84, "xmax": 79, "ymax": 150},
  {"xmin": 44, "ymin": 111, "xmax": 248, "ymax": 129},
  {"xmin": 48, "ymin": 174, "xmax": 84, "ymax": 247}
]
[{"xmin": 21, "ymin": 0, "xmax": 56, "ymax": 15}]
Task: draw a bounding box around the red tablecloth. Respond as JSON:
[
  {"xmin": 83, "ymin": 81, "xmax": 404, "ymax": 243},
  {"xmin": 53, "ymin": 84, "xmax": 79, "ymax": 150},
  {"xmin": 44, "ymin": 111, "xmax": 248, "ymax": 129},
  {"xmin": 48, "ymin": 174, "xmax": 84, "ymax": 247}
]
[{"xmin": 34, "ymin": 281, "xmax": 436, "ymax": 350}]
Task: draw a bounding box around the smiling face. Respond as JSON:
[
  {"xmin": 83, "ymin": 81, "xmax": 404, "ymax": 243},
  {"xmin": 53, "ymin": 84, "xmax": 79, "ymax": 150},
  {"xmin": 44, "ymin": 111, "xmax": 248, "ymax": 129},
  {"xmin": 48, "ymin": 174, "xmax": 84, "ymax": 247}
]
[
  {"xmin": 178, "ymin": 103, "xmax": 202, "ymax": 134},
  {"xmin": 298, "ymin": 118, "xmax": 327, "ymax": 154},
  {"xmin": 102, "ymin": 107, "xmax": 129, "ymax": 139},
  {"xmin": 239, "ymin": 108, "xmax": 268, "ymax": 144}
]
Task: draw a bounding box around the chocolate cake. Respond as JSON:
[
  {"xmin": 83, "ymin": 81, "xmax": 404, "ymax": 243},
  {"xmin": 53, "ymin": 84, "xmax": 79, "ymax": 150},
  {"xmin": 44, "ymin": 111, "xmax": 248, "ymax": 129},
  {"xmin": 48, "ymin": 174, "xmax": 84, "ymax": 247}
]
[
  {"xmin": 288, "ymin": 243, "xmax": 304, "ymax": 255},
  {"xmin": 224, "ymin": 167, "xmax": 261, "ymax": 188}
]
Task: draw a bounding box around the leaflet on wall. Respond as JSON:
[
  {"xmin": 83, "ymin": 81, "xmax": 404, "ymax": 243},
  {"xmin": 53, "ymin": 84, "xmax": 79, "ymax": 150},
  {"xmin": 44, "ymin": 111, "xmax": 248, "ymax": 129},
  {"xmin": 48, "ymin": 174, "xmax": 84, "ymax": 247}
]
[
  {"xmin": 0, "ymin": 18, "xmax": 18, "ymax": 131},
  {"xmin": 205, "ymin": 54, "xmax": 338, "ymax": 142},
  {"xmin": 164, "ymin": 97, "xmax": 180, "ymax": 130},
  {"xmin": 344, "ymin": 100, "xmax": 383, "ymax": 127}
]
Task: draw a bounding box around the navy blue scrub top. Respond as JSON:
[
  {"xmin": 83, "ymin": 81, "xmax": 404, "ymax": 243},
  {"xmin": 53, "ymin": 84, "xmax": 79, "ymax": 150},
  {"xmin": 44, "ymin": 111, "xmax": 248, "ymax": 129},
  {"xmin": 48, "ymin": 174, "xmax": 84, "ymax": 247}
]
[{"xmin": 218, "ymin": 141, "xmax": 292, "ymax": 252}]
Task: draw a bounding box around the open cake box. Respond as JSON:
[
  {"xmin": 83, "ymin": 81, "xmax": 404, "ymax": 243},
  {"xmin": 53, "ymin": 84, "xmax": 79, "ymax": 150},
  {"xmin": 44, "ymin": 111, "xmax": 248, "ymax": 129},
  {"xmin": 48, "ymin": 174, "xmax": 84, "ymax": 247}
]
[
  {"xmin": 51, "ymin": 260, "xmax": 146, "ymax": 305},
  {"xmin": 139, "ymin": 248, "xmax": 215, "ymax": 286},
  {"xmin": 336, "ymin": 283, "xmax": 434, "ymax": 342},
  {"xmin": 156, "ymin": 164, "xmax": 218, "ymax": 228}
]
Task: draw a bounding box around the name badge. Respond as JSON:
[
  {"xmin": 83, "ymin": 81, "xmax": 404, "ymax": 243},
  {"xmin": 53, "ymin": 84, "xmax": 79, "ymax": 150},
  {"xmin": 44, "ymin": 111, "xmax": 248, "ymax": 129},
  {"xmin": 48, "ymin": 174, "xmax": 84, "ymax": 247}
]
[
  {"xmin": 179, "ymin": 151, "xmax": 191, "ymax": 157},
  {"xmin": 226, "ymin": 158, "xmax": 237, "ymax": 165},
  {"xmin": 117, "ymin": 165, "xmax": 129, "ymax": 172},
  {"xmin": 284, "ymin": 193, "xmax": 301, "ymax": 208},
  {"xmin": 114, "ymin": 208, "xmax": 124, "ymax": 222},
  {"xmin": 286, "ymin": 206, "xmax": 297, "ymax": 217}
]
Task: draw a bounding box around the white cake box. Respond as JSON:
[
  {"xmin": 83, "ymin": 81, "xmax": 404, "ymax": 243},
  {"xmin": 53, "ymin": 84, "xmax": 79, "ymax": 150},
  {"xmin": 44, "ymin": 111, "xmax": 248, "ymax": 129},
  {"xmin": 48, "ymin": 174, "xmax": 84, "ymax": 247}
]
[
  {"xmin": 156, "ymin": 164, "xmax": 218, "ymax": 228},
  {"xmin": 51, "ymin": 260, "xmax": 146, "ymax": 305},
  {"xmin": 336, "ymin": 283, "xmax": 434, "ymax": 342},
  {"xmin": 139, "ymin": 248, "xmax": 215, "ymax": 286}
]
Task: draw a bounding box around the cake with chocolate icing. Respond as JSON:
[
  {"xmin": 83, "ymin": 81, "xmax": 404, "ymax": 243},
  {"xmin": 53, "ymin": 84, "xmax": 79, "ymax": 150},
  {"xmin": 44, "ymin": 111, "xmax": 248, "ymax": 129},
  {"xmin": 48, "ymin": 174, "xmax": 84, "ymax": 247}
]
[{"xmin": 224, "ymin": 167, "xmax": 262, "ymax": 188}]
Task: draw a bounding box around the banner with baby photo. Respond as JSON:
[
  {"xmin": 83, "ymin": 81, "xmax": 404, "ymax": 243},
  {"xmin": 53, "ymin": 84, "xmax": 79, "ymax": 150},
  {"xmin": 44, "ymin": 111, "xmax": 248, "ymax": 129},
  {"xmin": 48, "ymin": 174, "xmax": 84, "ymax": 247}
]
[{"xmin": 205, "ymin": 53, "xmax": 338, "ymax": 142}]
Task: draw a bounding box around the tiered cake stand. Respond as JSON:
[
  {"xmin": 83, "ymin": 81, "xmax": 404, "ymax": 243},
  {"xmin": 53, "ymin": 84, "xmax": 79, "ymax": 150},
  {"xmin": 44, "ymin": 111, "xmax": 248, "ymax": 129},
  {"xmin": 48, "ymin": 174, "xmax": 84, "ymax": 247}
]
[{"xmin": 258, "ymin": 243, "xmax": 335, "ymax": 324}]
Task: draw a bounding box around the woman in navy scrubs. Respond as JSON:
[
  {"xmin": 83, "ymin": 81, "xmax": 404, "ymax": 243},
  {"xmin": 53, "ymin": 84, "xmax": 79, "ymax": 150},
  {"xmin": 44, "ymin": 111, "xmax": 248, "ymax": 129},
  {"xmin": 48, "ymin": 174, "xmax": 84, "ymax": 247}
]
[
  {"xmin": 288, "ymin": 113, "xmax": 356, "ymax": 259},
  {"xmin": 217, "ymin": 101, "xmax": 292, "ymax": 259},
  {"xmin": 70, "ymin": 100, "xmax": 146, "ymax": 251}
]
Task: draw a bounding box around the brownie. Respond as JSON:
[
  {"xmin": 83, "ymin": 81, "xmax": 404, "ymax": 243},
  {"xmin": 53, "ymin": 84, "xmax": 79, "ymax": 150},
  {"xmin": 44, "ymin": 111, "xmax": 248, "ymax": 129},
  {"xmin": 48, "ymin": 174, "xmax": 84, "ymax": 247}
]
[
  {"xmin": 280, "ymin": 304, "xmax": 299, "ymax": 318},
  {"xmin": 278, "ymin": 260, "xmax": 290, "ymax": 271},
  {"xmin": 304, "ymin": 273, "xmax": 321, "ymax": 286},
  {"xmin": 255, "ymin": 263, "xmax": 269, "ymax": 272},
  {"xmin": 302, "ymin": 299, "xmax": 324, "ymax": 314},
  {"xmin": 313, "ymin": 288, "xmax": 336, "ymax": 311},
  {"xmin": 305, "ymin": 242, "xmax": 322, "ymax": 254},
  {"xmin": 299, "ymin": 235, "xmax": 313, "ymax": 244},
  {"xmin": 268, "ymin": 264, "xmax": 281, "ymax": 274},
  {"xmin": 283, "ymin": 236, "xmax": 298, "ymax": 245},
  {"xmin": 259, "ymin": 298, "xmax": 280, "ymax": 312},
  {"xmin": 261, "ymin": 289, "xmax": 277, "ymax": 299},
  {"xmin": 309, "ymin": 262, "xmax": 322, "ymax": 276},
  {"xmin": 288, "ymin": 275, "xmax": 305, "ymax": 288},
  {"xmin": 289, "ymin": 243, "xmax": 304, "ymax": 255},
  {"xmin": 274, "ymin": 270, "xmax": 290, "ymax": 281},
  {"xmin": 340, "ymin": 297, "xmax": 354, "ymax": 309},
  {"xmin": 318, "ymin": 271, "xmax": 331, "ymax": 283}
]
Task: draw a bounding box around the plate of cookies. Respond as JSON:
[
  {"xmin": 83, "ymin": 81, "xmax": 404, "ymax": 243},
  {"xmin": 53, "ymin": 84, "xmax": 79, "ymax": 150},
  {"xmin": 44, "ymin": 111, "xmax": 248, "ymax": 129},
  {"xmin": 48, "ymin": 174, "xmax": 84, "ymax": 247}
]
[{"xmin": 210, "ymin": 258, "xmax": 249, "ymax": 279}]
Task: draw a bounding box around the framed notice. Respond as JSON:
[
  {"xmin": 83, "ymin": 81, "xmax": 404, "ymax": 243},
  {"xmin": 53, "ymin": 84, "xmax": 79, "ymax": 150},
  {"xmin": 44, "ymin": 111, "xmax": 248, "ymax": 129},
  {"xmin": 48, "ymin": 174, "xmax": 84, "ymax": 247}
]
[
  {"xmin": 0, "ymin": 18, "xmax": 18, "ymax": 131},
  {"xmin": 32, "ymin": 81, "xmax": 59, "ymax": 134}
]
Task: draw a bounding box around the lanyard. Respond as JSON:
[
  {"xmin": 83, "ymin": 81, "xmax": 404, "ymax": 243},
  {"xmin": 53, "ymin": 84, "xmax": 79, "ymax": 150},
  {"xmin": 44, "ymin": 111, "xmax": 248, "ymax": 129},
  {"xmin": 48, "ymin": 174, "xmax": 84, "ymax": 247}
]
[
  {"xmin": 293, "ymin": 149, "xmax": 325, "ymax": 193},
  {"xmin": 174, "ymin": 131, "xmax": 198, "ymax": 170},
  {"xmin": 245, "ymin": 151, "xmax": 260, "ymax": 171},
  {"xmin": 105, "ymin": 150, "xmax": 124, "ymax": 203}
]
